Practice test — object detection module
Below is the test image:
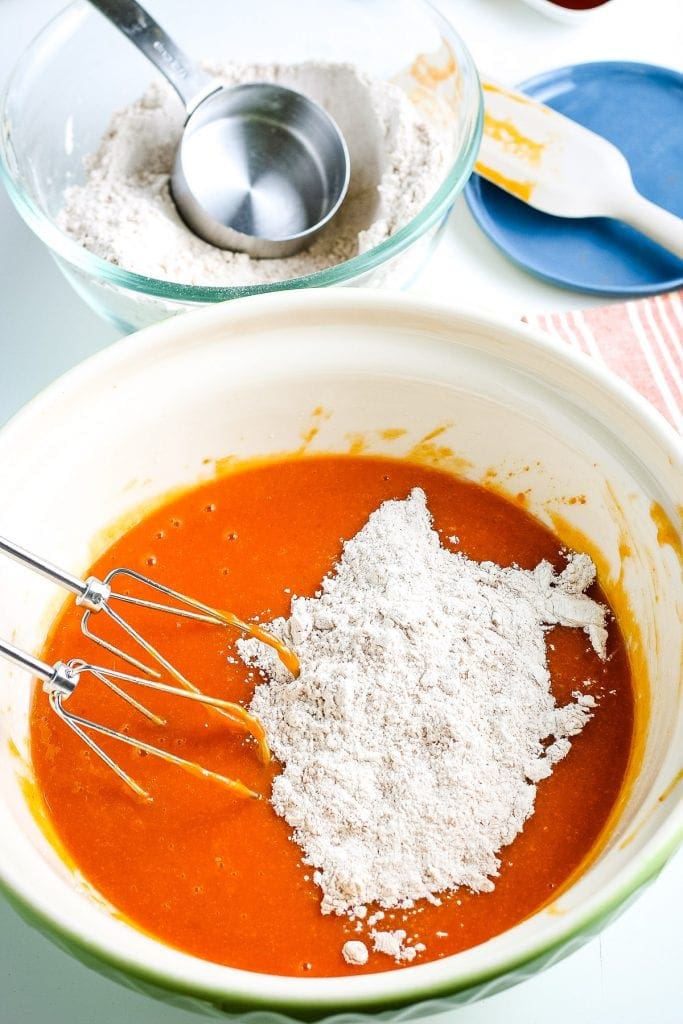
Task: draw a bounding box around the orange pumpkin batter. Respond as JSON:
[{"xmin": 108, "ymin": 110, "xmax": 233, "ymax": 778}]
[{"xmin": 30, "ymin": 455, "xmax": 634, "ymax": 976}]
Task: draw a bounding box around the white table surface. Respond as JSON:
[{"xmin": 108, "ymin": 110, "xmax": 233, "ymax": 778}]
[{"xmin": 1, "ymin": 1, "xmax": 681, "ymax": 1021}]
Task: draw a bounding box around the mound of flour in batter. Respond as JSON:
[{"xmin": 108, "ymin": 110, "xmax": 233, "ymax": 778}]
[{"xmin": 239, "ymin": 488, "xmax": 607, "ymax": 915}]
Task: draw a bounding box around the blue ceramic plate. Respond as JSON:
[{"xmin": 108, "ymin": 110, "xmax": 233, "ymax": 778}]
[{"xmin": 465, "ymin": 62, "xmax": 683, "ymax": 295}]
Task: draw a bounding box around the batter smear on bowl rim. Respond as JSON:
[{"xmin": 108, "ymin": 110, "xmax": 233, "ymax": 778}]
[{"xmin": 30, "ymin": 455, "xmax": 634, "ymax": 976}]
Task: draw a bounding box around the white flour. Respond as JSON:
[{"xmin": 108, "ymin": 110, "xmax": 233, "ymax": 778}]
[
  {"xmin": 58, "ymin": 62, "xmax": 448, "ymax": 287},
  {"xmin": 371, "ymin": 930, "xmax": 425, "ymax": 963},
  {"xmin": 239, "ymin": 488, "xmax": 607, "ymax": 947},
  {"xmin": 341, "ymin": 940, "xmax": 369, "ymax": 967}
]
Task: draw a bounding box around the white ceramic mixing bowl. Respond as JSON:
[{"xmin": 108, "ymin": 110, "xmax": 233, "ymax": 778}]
[{"xmin": 0, "ymin": 291, "xmax": 680, "ymax": 1020}]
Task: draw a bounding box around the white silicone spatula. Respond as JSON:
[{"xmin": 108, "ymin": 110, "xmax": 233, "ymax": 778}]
[{"xmin": 476, "ymin": 79, "xmax": 683, "ymax": 261}]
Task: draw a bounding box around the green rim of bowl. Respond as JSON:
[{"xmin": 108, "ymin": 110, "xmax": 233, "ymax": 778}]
[
  {"xmin": 0, "ymin": 0, "xmax": 483, "ymax": 303},
  {"xmin": 0, "ymin": 290, "xmax": 681, "ymax": 1021},
  {"xmin": 1, "ymin": 819, "xmax": 680, "ymax": 1020}
]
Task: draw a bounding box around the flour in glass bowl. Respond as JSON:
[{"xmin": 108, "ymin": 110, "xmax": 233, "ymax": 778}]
[{"xmin": 57, "ymin": 62, "xmax": 450, "ymax": 287}]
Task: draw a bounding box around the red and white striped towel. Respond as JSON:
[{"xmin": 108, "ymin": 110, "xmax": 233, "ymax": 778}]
[{"xmin": 525, "ymin": 290, "xmax": 683, "ymax": 435}]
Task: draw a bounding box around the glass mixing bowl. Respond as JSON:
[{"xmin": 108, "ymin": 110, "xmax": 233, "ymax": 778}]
[{"xmin": 0, "ymin": 0, "xmax": 482, "ymax": 332}]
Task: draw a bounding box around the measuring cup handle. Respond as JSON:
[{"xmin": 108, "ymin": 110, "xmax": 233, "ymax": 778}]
[{"xmin": 88, "ymin": 0, "xmax": 220, "ymax": 116}]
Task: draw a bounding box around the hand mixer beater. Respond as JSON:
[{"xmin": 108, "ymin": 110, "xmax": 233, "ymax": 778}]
[{"xmin": 0, "ymin": 535, "xmax": 298, "ymax": 801}]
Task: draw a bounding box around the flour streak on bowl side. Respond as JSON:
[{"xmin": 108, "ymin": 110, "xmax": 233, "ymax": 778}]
[{"xmin": 0, "ymin": 291, "xmax": 680, "ymax": 1021}]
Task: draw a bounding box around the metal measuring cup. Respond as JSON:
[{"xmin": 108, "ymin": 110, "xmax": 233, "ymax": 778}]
[{"xmin": 90, "ymin": 0, "xmax": 350, "ymax": 257}]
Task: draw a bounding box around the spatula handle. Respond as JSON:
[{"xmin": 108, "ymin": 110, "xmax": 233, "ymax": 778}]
[{"xmin": 619, "ymin": 192, "xmax": 683, "ymax": 262}]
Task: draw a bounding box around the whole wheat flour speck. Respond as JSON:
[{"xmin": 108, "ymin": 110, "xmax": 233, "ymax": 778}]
[
  {"xmin": 58, "ymin": 62, "xmax": 449, "ymax": 287},
  {"xmin": 239, "ymin": 489, "xmax": 607, "ymax": 917}
]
